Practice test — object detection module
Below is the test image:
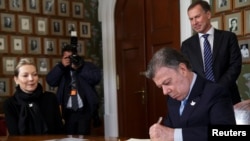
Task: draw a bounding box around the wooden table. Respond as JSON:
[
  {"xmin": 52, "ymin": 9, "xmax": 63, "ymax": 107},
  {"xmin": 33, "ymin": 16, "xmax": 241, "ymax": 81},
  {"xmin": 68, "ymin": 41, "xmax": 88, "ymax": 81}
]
[{"xmin": 0, "ymin": 135, "xmax": 127, "ymax": 141}]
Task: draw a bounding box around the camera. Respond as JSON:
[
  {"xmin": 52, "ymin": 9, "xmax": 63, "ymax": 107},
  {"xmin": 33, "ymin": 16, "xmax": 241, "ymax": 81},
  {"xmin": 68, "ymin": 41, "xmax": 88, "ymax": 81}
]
[
  {"xmin": 70, "ymin": 54, "xmax": 83, "ymax": 67},
  {"xmin": 69, "ymin": 31, "xmax": 83, "ymax": 67}
]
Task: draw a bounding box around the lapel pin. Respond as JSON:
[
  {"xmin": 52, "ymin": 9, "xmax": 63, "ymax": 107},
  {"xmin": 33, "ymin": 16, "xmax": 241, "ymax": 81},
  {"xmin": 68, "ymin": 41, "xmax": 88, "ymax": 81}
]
[{"xmin": 190, "ymin": 101, "xmax": 196, "ymax": 106}]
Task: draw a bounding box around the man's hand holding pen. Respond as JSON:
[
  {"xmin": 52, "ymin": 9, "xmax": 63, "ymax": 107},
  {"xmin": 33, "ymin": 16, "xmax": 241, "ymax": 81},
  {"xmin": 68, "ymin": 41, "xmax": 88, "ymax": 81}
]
[{"xmin": 149, "ymin": 117, "xmax": 174, "ymax": 141}]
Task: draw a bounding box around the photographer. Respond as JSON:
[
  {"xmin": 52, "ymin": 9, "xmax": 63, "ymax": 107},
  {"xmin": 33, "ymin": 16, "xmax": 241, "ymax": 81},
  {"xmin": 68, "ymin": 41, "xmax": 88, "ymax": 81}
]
[{"xmin": 46, "ymin": 44, "xmax": 102, "ymax": 135}]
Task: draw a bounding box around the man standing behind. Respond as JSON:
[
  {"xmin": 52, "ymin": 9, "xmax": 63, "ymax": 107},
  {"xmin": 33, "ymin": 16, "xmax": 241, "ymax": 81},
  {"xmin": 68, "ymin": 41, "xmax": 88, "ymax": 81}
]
[
  {"xmin": 181, "ymin": 0, "xmax": 242, "ymax": 105},
  {"xmin": 46, "ymin": 45, "xmax": 101, "ymax": 135}
]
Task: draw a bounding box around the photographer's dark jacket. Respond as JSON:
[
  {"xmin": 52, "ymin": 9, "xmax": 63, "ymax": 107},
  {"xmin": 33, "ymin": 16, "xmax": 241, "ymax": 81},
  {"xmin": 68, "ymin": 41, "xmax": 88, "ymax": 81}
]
[{"xmin": 46, "ymin": 61, "xmax": 101, "ymax": 118}]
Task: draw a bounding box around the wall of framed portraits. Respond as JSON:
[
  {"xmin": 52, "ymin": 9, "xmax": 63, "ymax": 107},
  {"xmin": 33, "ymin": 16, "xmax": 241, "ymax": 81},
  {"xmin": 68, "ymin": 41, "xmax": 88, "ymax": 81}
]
[
  {"xmin": 0, "ymin": 0, "xmax": 103, "ymax": 117},
  {"xmin": 210, "ymin": 0, "xmax": 250, "ymax": 100}
]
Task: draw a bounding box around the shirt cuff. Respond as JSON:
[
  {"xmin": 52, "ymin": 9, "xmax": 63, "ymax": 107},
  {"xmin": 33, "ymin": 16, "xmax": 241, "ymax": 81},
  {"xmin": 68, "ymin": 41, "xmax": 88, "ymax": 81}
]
[{"xmin": 174, "ymin": 128, "xmax": 183, "ymax": 141}]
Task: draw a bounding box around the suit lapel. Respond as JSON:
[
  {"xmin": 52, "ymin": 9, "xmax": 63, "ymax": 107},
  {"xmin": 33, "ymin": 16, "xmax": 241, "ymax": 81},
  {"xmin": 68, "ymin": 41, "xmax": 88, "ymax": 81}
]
[
  {"xmin": 180, "ymin": 76, "xmax": 206, "ymax": 122},
  {"xmin": 212, "ymin": 29, "xmax": 221, "ymax": 63}
]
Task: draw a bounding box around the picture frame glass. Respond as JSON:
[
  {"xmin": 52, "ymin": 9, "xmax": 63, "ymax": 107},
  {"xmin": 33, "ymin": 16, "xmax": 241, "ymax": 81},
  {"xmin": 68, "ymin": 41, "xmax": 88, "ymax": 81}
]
[
  {"xmin": 1, "ymin": 13, "xmax": 16, "ymax": 32},
  {"xmin": 43, "ymin": 0, "xmax": 56, "ymax": 15},
  {"xmin": 0, "ymin": 78, "xmax": 10, "ymax": 96},
  {"xmin": 0, "ymin": 35, "xmax": 8, "ymax": 53},
  {"xmin": 2, "ymin": 57, "xmax": 17, "ymax": 74},
  {"xmin": 224, "ymin": 12, "xmax": 243, "ymax": 36},
  {"xmin": 11, "ymin": 36, "xmax": 25, "ymax": 54},
  {"xmin": 27, "ymin": 37, "xmax": 41, "ymax": 54}
]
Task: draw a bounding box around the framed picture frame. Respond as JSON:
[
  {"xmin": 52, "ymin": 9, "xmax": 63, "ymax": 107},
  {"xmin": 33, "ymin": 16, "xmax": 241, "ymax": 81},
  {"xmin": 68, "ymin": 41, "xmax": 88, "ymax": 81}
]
[
  {"xmin": 58, "ymin": 39, "xmax": 70, "ymax": 54},
  {"xmin": 244, "ymin": 9, "xmax": 250, "ymax": 35},
  {"xmin": 43, "ymin": 0, "xmax": 55, "ymax": 15},
  {"xmin": 10, "ymin": 36, "xmax": 25, "ymax": 54},
  {"xmin": 18, "ymin": 15, "xmax": 33, "ymax": 34},
  {"xmin": 80, "ymin": 22, "xmax": 91, "ymax": 38},
  {"xmin": 224, "ymin": 11, "xmax": 243, "ymax": 36},
  {"xmin": 77, "ymin": 40, "xmax": 86, "ymax": 56},
  {"xmin": 234, "ymin": 0, "xmax": 250, "ymax": 9},
  {"xmin": 27, "ymin": 37, "xmax": 41, "ymax": 54},
  {"xmin": 237, "ymin": 64, "xmax": 250, "ymax": 100},
  {"xmin": 0, "ymin": 35, "xmax": 8, "ymax": 53},
  {"xmin": 9, "ymin": 0, "xmax": 23, "ymax": 11},
  {"xmin": 238, "ymin": 38, "xmax": 250, "ymax": 63},
  {"xmin": 44, "ymin": 38, "xmax": 57, "ymax": 55},
  {"xmin": 211, "ymin": 15, "xmax": 223, "ymax": 30},
  {"xmin": 0, "ymin": 0, "xmax": 6, "ymax": 9},
  {"xmin": 26, "ymin": 0, "xmax": 40, "ymax": 13},
  {"xmin": 52, "ymin": 58, "xmax": 61, "ymax": 67},
  {"xmin": 0, "ymin": 78, "xmax": 10, "ymax": 96},
  {"xmin": 72, "ymin": 2, "xmax": 84, "ymax": 18},
  {"xmin": 57, "ymin": 0, "xmax": 69, "ymax": 17},
  {"xmin": 37, "ymin": 58, "xmax": 50, "ymax": 75},
  {"xmin": 0, "ymin": 13, "xmax": 16, "ymax": 32},
  {"xmin": 213, "ymin": 0, "xmax": 232, "ymax": 14},
  {"xmin": 2, "ymin": 57, "xmax": 17, "ymax": 75},
  {"xmin": 51, "ymin": 19, "xmax": 64, "ymax": 35},
  {"xmin": 35, "ymin": 17, "xmax": 48, "ymax": 35},
  {"xmin": 65, "ymin": 21, "xmax": 78, "ymax": 36}
]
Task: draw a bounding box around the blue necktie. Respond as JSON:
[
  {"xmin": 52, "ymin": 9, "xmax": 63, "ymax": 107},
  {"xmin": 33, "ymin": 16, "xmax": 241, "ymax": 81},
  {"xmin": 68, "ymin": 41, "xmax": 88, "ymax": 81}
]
[
  {"xmin": 179, "ymin": 100, "xmax": 187, "ymax": 115},
  {"xmin": 202, "ymin": 34, "xmax": 215, "ymax": 82}
]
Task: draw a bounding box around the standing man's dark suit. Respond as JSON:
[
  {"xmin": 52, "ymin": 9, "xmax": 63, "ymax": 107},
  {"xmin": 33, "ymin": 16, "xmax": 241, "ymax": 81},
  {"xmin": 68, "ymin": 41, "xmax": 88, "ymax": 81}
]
[
  {"xmin": 181, "ymin": 29, "xmax": 242, "ymax": 105},
  {"xmin": 164, "ymin": 75, "xmax": 236, "ymax": 141}
]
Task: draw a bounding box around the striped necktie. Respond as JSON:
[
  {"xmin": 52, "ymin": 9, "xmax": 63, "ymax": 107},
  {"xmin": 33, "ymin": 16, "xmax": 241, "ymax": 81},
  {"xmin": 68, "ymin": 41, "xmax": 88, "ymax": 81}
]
[
  {"xmin": 71, "ymin": 70, "xmax": 79, "ymax": 111},
  {"xmin": 202, "ymin": 34, "xmax": 215, "ymax": 82}
]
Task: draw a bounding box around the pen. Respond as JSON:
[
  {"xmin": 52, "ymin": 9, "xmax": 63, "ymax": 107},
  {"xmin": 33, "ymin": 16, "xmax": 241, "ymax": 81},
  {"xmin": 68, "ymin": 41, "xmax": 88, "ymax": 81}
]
[{"xmin": 157, "ymin": 116, "xmax": 163, "ymax": 124}]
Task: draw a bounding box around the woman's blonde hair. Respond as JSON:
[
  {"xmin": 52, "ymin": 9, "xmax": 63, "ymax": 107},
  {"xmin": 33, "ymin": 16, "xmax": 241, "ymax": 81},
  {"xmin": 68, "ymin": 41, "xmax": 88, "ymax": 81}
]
[{"xmin": 14, "ymin": 58, "xmax": 37, "ymax": 77}]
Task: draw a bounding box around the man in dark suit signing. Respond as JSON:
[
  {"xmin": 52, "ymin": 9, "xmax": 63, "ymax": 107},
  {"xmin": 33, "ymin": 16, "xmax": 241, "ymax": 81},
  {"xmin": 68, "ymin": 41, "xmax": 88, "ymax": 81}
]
[
  {"xmin": 181, "ymin": 1, "xmax": 242, "ymax": 105},
  {"xmin": 146, "ymin": 47, "xmax": 236, "ymax": 141}
]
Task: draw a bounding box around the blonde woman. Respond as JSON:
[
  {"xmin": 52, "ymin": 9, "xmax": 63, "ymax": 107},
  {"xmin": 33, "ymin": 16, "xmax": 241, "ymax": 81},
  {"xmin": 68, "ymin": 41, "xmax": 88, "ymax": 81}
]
[{"xmin": 3, "ymin": 58, "xmax": 64, "ymax": 135}]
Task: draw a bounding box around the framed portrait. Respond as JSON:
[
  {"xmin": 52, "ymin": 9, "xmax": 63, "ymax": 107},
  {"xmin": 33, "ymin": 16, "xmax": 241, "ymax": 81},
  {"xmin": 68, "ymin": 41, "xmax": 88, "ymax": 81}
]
[
  {"xmin": 35, "ymin": 17, "xmax": 48, "ymax": 35},
  {"xmin": 0, "ymin": 0, "xmax": 6, "ymax": 9},
  {"xmin": 238, "ymin": 38, "xmax": 250, "ymax": 63},
  {"xmin": 2, "ymin": 57, "xmax": 17, "ymax": 75},
  {"xmin": 57, "ymin": 0, "xmax": 69, "ymax": 17},
  {"xmin": 213, "ymin": 0, "xmax": 232, "ymax": 14},
  {"xmin": 237, "ymin": 64, "xmax": 250, "ymax": 100},
  {"xmin": 72, "ymin": 2, "xmax": 84, "ymax": 18},
  {"xmin": 58, "ymin": 39, "xmax": 70, "ymax": 54},
  {"xmin": 18, "ymin": 15, "xmax": 33, "ymax": 34},
  {"xmin": 77, "ymin": 40, "xmax": 86, "ymax": 56},
  {"xmin": 9, "ymin": 0, "xmax": 23, "ymax": 11},
  {"xmin": 44, "ymin": 38, "xmax": 57, "ymax": 55},
  {"xmin": 0, "ymin": 13, "xmax": 16, "ymax": 32},
  {"xmin": 52, "ymin": 58, "xmax": 61, "ymax": 67},
  {"xmin": 0, "ymin": 35, "xmax": 8, "ymax": 53},
  {"xmin": 244, "ymin": 9, "xmax": 250, "ymax": 35},
  {"xmin": 43, "ymin": 0, "xmax": 55, "ymax": 15},
  {"xmin": 10, "ymin": 36, "xmax": 25, "ymax": 54},
  {"xmin": 0, "ymin": 78, "xmax": 10, "ymax": 96},
  {"xmin": 51, "ymin": 19, "xmax": 64, "ymax": 35},
  {"xmin": 26, "ymin": 0, "xmax": 40, "ymax": 13},
  {"xmin": 224, "ymin": 11, "xmax": 243, "ymax": 36},
  {"xmin": 37, "ymin": 58, "xmax": 50, "ymax": 75},
  {"xmin": 65, "ymin": 21, "xmax": 78, "ymax": 36},
  {"xmin": 79, "ymin": 22, "xmax": 91, "ymax": 38},
  {"xmin": 234, "ymin": 0, "xmax": 250, "ymax": 9},
  {"xmin": 211, "ymin": 16, "xmax": 223, "ymax": 30},
  {"xmin": 27, "ymin": 37, "xmax": 41, "ymax": 54}
]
